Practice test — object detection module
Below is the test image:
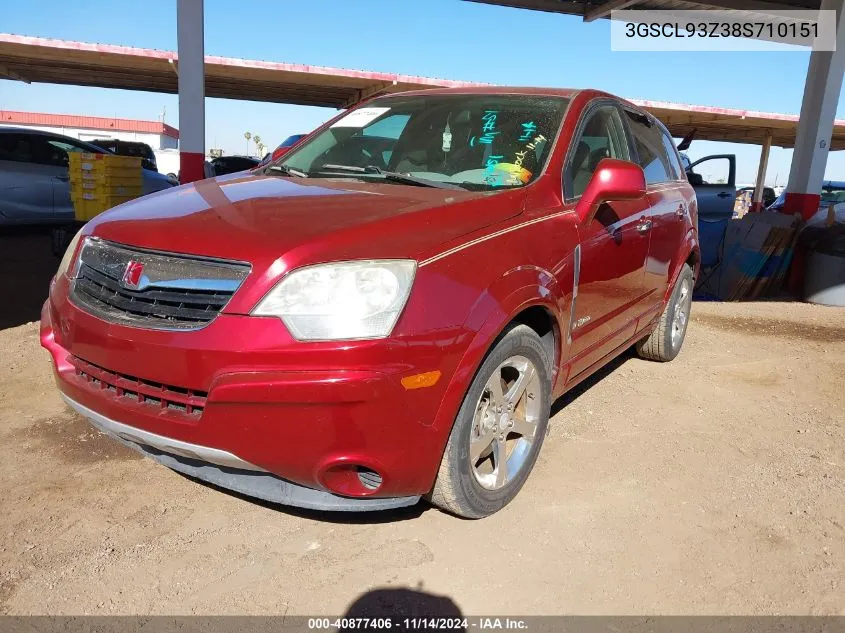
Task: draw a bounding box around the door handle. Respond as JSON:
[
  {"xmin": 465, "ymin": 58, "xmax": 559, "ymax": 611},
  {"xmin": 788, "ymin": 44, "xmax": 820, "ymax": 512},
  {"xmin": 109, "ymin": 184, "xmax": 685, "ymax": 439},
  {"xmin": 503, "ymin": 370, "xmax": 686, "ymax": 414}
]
[
  {"xmin": 676, "ymin": 204, "xmax": 686, "ymax": 219},
  {"xmin": 716, "ymin": 191, "xmax": 733, "ymax": 198},
  {"xmin": 637, "ymin": 219, "xmax": 653, "ymax": 233},
  {"xmin": 55, "ymin": 175, "xmax": 70, "ymax": 182}
]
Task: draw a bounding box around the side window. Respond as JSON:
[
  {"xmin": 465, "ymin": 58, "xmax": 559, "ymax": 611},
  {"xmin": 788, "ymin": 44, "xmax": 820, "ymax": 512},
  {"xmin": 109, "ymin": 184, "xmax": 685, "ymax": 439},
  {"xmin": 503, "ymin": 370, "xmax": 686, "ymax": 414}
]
[
  {"xmin": 0, "ymin": 134, "xmax": 37, "ymax": 164},
  {"xmin": 687, "ymin": 156, "xmax": 732, "ymax": 185},
  {"xmin": 566, "ymin": 104, "xmax": 630, "ymax": 199},
  {"xmin": 661, "ymin": 131, "xmax": 683, "ymax": 180},
  {"xmin": 625, "ymin": 110, "xmax": 673, "ymax": 185},
  {"xmin": 43, "ymin": 139, "xmax": 88, "ymax": 167}
]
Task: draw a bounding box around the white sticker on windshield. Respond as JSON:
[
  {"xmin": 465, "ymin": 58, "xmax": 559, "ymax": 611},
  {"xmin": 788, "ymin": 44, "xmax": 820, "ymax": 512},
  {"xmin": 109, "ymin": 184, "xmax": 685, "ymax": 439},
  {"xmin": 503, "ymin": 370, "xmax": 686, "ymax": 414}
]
[{"xmin": 330, "ymin": 107, "xmax": 390, "ymax": 128}]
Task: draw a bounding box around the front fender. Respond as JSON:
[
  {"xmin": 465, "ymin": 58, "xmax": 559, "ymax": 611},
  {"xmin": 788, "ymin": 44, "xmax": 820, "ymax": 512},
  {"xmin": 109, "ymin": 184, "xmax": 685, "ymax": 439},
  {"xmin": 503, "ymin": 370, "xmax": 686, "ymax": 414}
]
[{"xmin": 428, "ymin": 262, "xmax": 572, "ymax": 441}]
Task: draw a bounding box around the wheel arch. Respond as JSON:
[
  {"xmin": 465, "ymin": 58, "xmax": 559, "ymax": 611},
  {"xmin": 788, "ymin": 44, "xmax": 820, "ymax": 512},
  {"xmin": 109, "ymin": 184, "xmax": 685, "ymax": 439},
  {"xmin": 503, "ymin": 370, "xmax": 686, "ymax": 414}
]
[
  {"xmin": 664, "ymin": 229, "xmax": 700, "ymax": 304},
  {"xmin": 427, "ymin": 264, "xmax": 570, "ymax": 450},
  {"xmin": 509, "ymin": 304, "xmax": 559, "ymax": 378}
]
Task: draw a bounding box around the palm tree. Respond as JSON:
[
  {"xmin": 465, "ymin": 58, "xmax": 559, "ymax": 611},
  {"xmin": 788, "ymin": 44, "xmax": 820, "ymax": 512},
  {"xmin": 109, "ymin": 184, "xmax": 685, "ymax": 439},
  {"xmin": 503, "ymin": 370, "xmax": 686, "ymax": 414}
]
[
  {"xmin": 244, "ymin": 131, "xmax": 252, "ymax": 155},
  {"xmin": 253, "ymin": 135, "xmax": 262, "ymax": 158}
]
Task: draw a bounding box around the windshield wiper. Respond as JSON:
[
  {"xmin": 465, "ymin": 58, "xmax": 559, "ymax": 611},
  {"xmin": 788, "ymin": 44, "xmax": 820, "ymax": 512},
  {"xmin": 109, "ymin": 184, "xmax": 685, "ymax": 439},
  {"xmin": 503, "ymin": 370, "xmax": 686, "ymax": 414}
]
[
  {"xmin": 265, "ymin": 164, "xmax": 308, "ymax": 178},
  {"xmin": 315, "ymin": 164, "xmax": 465, "ymax": 190}
]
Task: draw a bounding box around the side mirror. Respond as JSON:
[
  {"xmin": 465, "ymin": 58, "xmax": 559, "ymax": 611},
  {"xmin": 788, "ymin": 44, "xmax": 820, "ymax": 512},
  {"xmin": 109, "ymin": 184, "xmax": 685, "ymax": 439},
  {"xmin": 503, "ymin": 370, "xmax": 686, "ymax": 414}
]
[{"xmin": 575, "ymin": 158, "xmax": 647, "ymax": 224}]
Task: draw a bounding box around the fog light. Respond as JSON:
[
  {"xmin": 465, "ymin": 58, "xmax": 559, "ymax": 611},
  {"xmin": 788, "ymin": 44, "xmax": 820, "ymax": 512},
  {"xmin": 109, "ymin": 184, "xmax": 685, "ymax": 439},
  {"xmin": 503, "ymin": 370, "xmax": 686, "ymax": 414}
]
[
  {"xmin": 356, "ymin": 467, "xmax": 383, "ymax": 491},
  {"xmin": 320, "ymin": 462, "xmax": 384, "ymax": 496}
]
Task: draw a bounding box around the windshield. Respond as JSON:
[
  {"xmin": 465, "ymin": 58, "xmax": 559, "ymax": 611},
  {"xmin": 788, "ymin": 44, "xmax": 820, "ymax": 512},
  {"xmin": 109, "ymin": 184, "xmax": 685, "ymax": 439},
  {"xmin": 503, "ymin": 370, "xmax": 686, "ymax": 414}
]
[{"xmin": 279, "ymin": 94, "xmax": 569, "ymax": 190}]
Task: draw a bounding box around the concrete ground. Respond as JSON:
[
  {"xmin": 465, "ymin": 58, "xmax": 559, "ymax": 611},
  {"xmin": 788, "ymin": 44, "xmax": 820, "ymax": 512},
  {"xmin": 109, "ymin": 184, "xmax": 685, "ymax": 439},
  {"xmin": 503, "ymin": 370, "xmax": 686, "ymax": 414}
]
[{"xmin": 0, "ymin": 230, "xmax": 843, "ymax": 615}]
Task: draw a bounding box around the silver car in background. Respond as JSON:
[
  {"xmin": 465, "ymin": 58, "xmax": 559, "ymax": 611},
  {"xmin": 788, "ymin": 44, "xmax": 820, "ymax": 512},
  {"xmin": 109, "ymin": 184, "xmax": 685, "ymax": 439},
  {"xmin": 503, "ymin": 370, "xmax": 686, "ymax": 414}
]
[{"xmin": 0, "ymin": 128, "xmax": 175, "ymax": 226}]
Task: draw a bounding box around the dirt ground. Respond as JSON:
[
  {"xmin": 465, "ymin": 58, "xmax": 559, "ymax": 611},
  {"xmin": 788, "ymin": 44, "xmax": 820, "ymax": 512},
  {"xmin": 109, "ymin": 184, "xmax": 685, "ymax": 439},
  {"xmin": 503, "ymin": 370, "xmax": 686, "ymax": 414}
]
[{"xmin": 0, "ymin": 230, "xmax": 843, "ymax": 616}]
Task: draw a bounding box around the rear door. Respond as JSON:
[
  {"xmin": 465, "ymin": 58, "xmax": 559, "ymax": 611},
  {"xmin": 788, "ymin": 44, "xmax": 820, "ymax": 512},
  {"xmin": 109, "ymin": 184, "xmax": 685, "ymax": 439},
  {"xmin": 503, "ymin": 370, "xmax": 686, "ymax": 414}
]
[
  {"xmin": 687, "ymin": 154, "xmax": 736, "ymax": 220},
  {"xmin": 622, "ymin": 110, "xmax": 691, "ymax": 310}
]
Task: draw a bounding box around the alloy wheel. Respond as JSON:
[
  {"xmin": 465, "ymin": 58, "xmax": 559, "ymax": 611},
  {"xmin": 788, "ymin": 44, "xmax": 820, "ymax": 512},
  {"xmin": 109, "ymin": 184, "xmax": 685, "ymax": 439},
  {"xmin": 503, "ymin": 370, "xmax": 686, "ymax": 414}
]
[
  {"xmin": 469, "ymin": 355, "xmax": 542, "ymax": 490},
  {"xmin": 672, "ymin": 277, "xmax": 692, "ymax": 346}
]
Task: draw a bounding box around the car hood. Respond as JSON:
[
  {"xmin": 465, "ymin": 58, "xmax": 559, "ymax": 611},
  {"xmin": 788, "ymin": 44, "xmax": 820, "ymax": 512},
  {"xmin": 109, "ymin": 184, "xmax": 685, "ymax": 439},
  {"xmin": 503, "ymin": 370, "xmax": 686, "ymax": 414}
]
[{"xmin": 85, "ymin": 173, "xmax": 524, "ymax": 270}]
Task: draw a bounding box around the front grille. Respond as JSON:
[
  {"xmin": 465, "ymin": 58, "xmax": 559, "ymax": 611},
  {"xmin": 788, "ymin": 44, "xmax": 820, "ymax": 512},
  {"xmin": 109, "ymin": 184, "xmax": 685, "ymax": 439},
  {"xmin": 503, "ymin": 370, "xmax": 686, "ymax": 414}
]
[
  {"xmin": 74, "ymin": 264, "xmax": 234, "ymax": 324},
  {"xmin": 70, "ymin": 238, "xmax": 250, "ymax": 330},
  {"xmin": 70, "ymin": 355, "xmax": 207, "ymax": 417}
]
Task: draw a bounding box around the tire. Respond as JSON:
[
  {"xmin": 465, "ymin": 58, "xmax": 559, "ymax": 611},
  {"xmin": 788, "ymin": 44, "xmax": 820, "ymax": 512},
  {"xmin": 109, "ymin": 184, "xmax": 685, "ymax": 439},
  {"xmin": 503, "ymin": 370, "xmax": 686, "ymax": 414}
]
[
  {"xmin": 636, "ymin": 263, "xmax": 694, "ymax": 362},
  {"xmin": 428, "ymin": 324, "xmax": 552, "ymax": 518}
]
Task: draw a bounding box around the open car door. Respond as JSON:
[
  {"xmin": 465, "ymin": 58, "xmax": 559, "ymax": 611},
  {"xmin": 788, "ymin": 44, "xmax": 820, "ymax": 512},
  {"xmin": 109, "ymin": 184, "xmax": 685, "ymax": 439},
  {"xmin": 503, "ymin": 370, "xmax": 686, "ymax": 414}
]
[{"xmin": 685, "ymin": 154, "xmax": 736, "ymax": 220}]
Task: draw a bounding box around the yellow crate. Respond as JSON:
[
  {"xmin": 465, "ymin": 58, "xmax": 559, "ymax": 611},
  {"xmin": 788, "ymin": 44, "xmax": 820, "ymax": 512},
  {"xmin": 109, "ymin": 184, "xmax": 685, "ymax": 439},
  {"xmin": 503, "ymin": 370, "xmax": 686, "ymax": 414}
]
[
  {"xmin": 71, "ymin": 181, "xmax": 143, "ymax": 198},
  {"xmin": 69, "ymin": 152, "xmax": 142, "ymax": 178},
  {"xmin": 72, "ymin": 195, "xmax": 135, "ymax": 221},
  {"xmin": 70, "ymin": 152, "xmax": 141, "ymax": 168},
  {"xmin": 71, "ymin": 172, "xmax": 142, "ymax": 187},
  {"xmin": 70, "ymin": 191, "xmax": 137, "ymax": 204}
]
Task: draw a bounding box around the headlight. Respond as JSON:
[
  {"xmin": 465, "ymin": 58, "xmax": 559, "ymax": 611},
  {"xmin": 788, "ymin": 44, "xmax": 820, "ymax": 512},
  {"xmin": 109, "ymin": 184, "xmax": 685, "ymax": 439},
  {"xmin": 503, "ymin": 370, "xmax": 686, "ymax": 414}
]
[
  {"xmin": 56, "ymin": 230, "xmax": 85, "ymax": 279},
  {"xmin": 252, "ymin": 260, "xmax": 416, "ymax": 341}
]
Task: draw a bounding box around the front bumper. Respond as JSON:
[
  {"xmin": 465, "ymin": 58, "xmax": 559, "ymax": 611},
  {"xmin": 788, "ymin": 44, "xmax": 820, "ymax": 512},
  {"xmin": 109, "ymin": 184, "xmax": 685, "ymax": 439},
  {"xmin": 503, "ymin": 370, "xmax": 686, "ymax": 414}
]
[
  {"xmin": 41, "ymin": 275, "xmax": 466, "ymax": 507},
  {"xmin": 62, "ymin": 394, "xmax": 419, "ymax": 511}
]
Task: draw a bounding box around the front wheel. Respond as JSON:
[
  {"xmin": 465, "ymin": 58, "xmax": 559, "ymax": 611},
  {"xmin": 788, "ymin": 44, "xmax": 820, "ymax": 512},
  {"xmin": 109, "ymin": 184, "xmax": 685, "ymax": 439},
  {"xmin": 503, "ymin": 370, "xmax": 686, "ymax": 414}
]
[
  {"xmin": 428, "ymin": 324, "xmax": 552, "ymax": 518},
  {"xmin": 636, "ymin": 263, "xmax": 694, "ymax": 362}
]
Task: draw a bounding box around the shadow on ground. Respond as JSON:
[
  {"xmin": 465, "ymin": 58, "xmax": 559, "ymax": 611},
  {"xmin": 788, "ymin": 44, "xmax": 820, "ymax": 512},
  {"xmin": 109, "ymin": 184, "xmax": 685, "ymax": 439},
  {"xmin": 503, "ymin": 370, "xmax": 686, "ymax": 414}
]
[
  {"xmin": 341, "ymin": 587, "xmax": 465, "ymax": 627},
  {"xmin": 179, "ymin": 472, "xmax": 432, "ymax": 524},
  {"xmin": 551, "ymin": 348, "xmax": 635, "ymax": 417},
  {"xmin": 0, "ymin": 227, "xmax": 57, "ymax": 331}
]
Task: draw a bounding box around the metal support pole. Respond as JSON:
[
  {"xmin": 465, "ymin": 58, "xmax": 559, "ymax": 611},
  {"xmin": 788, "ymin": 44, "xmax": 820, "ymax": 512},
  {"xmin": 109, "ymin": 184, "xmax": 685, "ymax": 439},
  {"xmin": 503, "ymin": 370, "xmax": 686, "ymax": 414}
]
[
  {"xmin": 751, "ymin": 130, "xmax": 772, "ymax": 212},
  {"xmin": 177, "ymin": 0, "xmax": 205, "ymax": 184},
  {"xmin": 783, "ymin": 0, "xmax": 845, "ymax": 219}
]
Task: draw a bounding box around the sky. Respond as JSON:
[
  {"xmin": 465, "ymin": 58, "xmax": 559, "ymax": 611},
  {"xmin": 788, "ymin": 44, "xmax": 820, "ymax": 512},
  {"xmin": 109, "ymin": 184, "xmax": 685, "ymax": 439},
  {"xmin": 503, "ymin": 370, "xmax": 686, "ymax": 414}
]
[{"xmin": 1, "ymin": 0, "xmax": 843, "ymax": 185}]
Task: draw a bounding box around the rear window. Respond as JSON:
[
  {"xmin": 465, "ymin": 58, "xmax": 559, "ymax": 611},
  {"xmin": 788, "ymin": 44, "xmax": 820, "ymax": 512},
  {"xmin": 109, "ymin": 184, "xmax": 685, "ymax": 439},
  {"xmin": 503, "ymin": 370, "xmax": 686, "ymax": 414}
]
[
  {"xmin": 94, "ymin": 140, "xmax": 154, "ymax": 160},
  {"xmin": 93, "ymin": 140, "xmax": 117, "ymax": 152},
  {"xmin": 123, "ymin": 144, "xmax": 154, "ymax": 160}
]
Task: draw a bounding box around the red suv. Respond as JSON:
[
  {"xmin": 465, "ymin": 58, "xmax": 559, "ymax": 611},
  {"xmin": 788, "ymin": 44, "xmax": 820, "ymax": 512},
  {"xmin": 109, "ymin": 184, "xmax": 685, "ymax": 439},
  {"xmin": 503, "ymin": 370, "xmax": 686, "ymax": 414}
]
[{"xmin": 42, "ymin": 88, "xmax": 698, "ymax": 518}]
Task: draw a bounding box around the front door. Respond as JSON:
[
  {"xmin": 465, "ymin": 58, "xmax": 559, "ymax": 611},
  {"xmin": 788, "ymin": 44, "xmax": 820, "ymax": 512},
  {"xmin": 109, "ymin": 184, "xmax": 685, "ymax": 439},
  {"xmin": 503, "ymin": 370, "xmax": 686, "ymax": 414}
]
[
  {"xmin": 0, "ymin": 133, "xmax": 57, "ymax": 224},
  {"xmin": 687, "ymin": 154, "xmax": 736, "ymax": 220},
  {"xmin": 562, "ymin": 102, "xmax": 651, "ymax": 376}
]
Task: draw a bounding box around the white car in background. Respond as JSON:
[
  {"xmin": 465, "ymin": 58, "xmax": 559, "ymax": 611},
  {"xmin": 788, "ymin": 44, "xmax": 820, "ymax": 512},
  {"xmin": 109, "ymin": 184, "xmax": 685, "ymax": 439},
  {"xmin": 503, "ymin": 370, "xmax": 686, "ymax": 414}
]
[
  {"xmin": 0, "ymin": 128, "xmax": 175, "ymax": 226},
  {"xmin": 153, "ymin": 148, "xmax": 182, "ymax": 183}
]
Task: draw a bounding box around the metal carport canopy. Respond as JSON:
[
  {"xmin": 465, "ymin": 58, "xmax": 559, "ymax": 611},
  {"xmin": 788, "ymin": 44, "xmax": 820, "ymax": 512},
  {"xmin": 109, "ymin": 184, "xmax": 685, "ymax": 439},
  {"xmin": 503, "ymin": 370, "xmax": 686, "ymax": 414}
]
[
  {"xmin": 466, "ymin": 0, "xmax": 820, "ymax": 22},
  {"xmin": 627, "ymin": 98, "xmax": 845, "ymax": 149},
  {"xmin": 2, "ymin": 33, "xmax": 845, "ymax": 149},
  {"xmin": 0, "ymin": 34, "xmax": 482, "ymax": 109}
]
